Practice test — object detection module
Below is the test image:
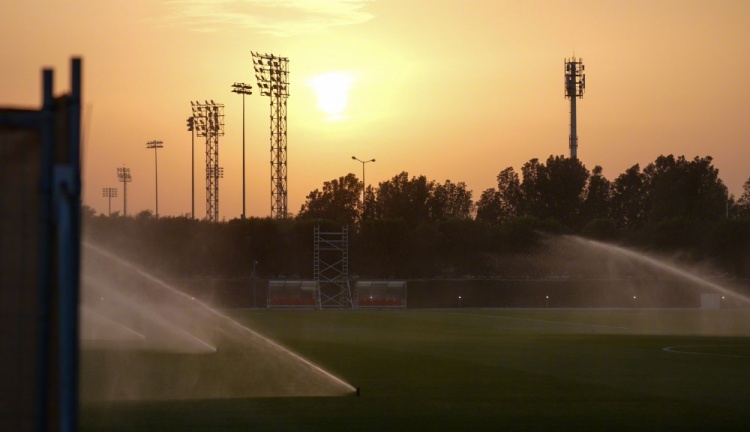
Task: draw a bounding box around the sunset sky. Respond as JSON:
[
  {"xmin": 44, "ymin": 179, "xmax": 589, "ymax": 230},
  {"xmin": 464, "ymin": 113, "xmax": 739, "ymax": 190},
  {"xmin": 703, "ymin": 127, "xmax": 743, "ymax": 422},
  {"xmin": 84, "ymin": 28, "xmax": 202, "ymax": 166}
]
[{"xmin": 3, "ymin": 0, "xmax": 749, "ymax": 219}]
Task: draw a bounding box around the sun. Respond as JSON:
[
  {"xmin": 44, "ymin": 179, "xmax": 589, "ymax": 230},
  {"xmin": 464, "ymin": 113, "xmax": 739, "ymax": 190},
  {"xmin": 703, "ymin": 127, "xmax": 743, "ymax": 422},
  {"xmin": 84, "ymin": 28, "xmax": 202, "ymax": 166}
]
[{"xmin": 310, "ymin": 72, "xmax": 353, "ymax": 117}]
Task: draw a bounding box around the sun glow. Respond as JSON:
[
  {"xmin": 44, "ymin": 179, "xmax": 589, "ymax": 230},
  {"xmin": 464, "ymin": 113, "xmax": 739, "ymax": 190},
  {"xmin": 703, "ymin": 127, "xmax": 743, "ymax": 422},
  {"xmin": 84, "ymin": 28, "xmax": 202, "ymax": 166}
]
[{"xmin": 310, "ymin": 72, "xmax": 353, "ymax": 117}]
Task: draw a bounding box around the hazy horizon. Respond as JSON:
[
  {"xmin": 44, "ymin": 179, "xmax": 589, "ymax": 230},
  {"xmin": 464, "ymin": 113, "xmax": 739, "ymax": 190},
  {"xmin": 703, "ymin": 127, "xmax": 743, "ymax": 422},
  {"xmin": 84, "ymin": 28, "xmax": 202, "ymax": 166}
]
[{"xmin": 3, "ymin": 0, "xmax": 749, "ymax": 219}]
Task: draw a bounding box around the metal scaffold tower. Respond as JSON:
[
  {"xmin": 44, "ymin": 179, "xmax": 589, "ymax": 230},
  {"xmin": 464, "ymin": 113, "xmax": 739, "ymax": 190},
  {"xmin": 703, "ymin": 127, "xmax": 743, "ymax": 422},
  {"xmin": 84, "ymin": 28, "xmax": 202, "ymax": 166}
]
[
  {"xmin": 564, "ymin": 56, "xmax": 586, "ymax": 160},
  {"xmin": 191, "ymin": 100, "xmax": 225, "ymax": 221},
  {"xmin": 314, "ymin": 225, "xmax": 353, "ymax": 309},
  {"xmin": 251, "ymin": 51, "xmax": 290, "ymax": 219}
]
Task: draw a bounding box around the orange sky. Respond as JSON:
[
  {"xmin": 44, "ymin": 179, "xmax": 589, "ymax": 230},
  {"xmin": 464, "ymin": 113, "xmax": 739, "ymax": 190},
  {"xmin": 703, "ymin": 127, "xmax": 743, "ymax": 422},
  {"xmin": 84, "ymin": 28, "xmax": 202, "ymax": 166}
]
[{"xmin": 3, "ymin": 0, "xmax": 749, "ymax": 219}]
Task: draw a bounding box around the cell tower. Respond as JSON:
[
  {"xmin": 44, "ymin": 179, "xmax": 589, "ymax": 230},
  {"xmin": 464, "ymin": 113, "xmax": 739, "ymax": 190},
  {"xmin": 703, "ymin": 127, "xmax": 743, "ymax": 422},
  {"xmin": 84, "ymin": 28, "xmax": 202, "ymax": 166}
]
[
  {"xmin": 564, "ymin": 56, "xmax": 586, "ymax": 160},
  {"xmin": 191, "ymin": 101, "xmax": 225, "ymax": 221},
  {"xmin": 251, "ymin": 51, "xmax": 290, "ymax": 219},
  {"xmin": 116, "ymin": 167, "xmax": 131, "ymax": 217}
]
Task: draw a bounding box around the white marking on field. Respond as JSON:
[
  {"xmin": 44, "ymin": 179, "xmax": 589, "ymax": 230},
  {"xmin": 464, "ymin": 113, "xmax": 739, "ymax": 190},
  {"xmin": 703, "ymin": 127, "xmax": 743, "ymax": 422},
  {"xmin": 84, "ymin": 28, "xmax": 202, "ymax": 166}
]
[
  {"xmin": 446, "ymin": 311, "xmax": 630, "ymax": 331},
  {"xmin": 662, "ymin": 345, "xmax": 750, "ymax": 359}
]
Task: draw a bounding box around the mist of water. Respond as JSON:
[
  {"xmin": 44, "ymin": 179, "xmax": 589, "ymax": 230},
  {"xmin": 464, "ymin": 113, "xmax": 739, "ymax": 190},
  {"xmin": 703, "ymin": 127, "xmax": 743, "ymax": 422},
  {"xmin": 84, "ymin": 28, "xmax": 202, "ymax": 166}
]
[
  {"xmin": 570, "ymin": 236, "xmax": 750, "ymax": 306},
  {"xmin": 81, "ymin": 241, "xmax": 355, "ymax": 401}
]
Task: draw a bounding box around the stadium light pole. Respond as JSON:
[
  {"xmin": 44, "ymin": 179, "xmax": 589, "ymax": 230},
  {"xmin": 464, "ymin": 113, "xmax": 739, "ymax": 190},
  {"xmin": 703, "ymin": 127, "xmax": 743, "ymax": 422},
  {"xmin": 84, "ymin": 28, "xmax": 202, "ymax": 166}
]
[
  {"xmin": 187, "ymin": 117, "xmax": 195, "ymax": 219},
  {"xmin": 252, "ymin": 51, "xmax": 290, "ymax": 219},
  {"xmin": 352, "ymin": 156, "xmax": 375, "ymax": 215},
  {"xmin": 116, "ymin": 167, "xmax": 132, "ymax": 217},
  {"xmin": 231, "ymin": 82, "xmax": 253, "ymax": 219},
  {"xmin": 102, "ymin": 187, "xmax": 117, "ymax": 216},
  {"xmin": 146, "ymin": 140, "xmax": 164, "ymax": 218}
]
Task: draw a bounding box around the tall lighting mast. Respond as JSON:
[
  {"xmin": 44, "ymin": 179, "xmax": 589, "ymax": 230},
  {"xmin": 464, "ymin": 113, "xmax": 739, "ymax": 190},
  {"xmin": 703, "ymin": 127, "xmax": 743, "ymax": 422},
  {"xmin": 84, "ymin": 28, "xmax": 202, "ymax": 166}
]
[
  {"xmin": 116, "ymin": 167, "xmax": 132, "ymax": 217},
  {"xmin": 564, "ymin": 56, "xmax": 586, "ymax": 160},
  {"xmin": 231, "ymin": 82, "xmax": 253, "ymax": 219},
  {"xmin": 187, "ymin": 116, "xmax": 195, "ymax": 219},
  {"xmin": 191, "ymin": 100, "xmax": 225, "ymax": 221},
  {"xmin": 102, "ymin": 187, "xmax": 117, "ymax": 216},
  {"xmin": 251, "ymin": 51, "xmax": 290, "ymax": 219},
  {"xmin": 146, "ymin": 140, "xmax": 164, "ymax": 218}
]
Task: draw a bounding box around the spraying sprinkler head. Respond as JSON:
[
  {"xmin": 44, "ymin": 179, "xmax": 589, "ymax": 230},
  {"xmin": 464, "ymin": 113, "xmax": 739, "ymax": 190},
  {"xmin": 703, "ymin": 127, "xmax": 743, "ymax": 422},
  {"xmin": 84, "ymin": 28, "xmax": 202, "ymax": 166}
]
[{"xmin": 356, "ymin": 386, "xmax": 360, "ymax": 397}]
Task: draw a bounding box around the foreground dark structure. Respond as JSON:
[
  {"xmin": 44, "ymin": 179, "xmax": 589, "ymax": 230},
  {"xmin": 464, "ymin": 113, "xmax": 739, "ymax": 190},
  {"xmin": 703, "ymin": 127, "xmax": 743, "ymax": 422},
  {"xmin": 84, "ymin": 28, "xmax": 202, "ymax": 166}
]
[{"xmin": 0, "ymin": 58, "xmax": 83, "ymax": 432}]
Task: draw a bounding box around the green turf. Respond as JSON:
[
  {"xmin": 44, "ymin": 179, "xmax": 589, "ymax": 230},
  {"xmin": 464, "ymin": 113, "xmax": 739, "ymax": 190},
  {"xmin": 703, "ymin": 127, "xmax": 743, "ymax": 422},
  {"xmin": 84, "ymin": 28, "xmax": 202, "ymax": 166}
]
[{"xmin": 82, "ymin": 309, "xmax": 750, "ymax": 431}]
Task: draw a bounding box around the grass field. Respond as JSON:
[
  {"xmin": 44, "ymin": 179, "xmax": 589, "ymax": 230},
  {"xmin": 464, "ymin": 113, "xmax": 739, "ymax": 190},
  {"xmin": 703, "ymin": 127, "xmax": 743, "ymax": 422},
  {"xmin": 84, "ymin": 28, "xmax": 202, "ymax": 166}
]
[{"xmin": 82, "ymin": 309, "xmax": 750, "ymax": 431}]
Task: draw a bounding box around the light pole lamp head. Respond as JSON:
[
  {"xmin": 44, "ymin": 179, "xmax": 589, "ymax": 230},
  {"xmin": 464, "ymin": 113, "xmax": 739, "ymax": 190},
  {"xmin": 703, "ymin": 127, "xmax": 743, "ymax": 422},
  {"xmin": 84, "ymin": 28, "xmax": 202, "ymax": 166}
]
[{"xmin": 231, "ymin": 82, "xmax": 253, "ymax": 95}]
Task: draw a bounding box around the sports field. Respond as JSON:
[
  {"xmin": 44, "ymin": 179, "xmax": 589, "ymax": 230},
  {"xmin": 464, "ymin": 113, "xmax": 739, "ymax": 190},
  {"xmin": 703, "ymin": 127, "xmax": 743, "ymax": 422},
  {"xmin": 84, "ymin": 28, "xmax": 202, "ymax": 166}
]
[{"xmin": 82, "ymin": 309, "xmax": 750, "ymax": 431}]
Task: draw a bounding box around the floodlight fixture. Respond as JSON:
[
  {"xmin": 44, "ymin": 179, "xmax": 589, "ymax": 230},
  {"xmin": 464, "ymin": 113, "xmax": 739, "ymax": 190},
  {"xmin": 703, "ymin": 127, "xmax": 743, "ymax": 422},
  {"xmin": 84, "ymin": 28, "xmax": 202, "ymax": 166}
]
[
  {"xmin": 564, "ymin": 56, "xmax": 586, "ymax": 160},
  {"xmin": 102, "ymin": 187, "xmax": 117, "ymax": 216},
  {"xmin": 146, "ymin": 140, "xmax": 164, "ymax": 218},
  {"xmin": 231, "ymin": 82, "xmax": 253, "ymax": 219},
  {"xmin": 116, "ymin": 167, "xmax": 132, "ymax": 217},
  {"xmin": 251, "ymin": 51, "xmax": 290, "ymax": 218}
]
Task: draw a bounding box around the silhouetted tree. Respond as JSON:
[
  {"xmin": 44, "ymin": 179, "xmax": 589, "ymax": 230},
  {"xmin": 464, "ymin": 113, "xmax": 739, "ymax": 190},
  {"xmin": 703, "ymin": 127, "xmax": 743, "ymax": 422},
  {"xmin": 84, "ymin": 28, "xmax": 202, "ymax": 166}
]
[
  {"xmin": 372, "ymin": 172, "xmax": 434, "ymax": 227},
  {"xmin": 297, "ymin": 173, "xmax": 361, "ymax": 225},
  {"xmin": 643, "ymin": 155, "xmax": 727, "ymax": 222},
  {"xmin": 476, "ymin": 188, "xmax": 503, "ymax": 225},
  {"xmin": 427, "ymin": 180, "xmax": 475, "ymax": 221},
  {"xmin": 734, "ymin": 177, "xmax": 750, "ymax": 218},
  {"xmin": 519, "ymin": 156, "xmax": 589, "ymax": 227},
  {"xmin": 582, "ymin": 165, "xmax": 612, "ymax": 222},
  {"xmin": 611, "ymin": 164, "xmax": 647, "ymax": 230},
  {"xmin": 476, "ymin": 167, "xmax": 523, "ymax": 225}
]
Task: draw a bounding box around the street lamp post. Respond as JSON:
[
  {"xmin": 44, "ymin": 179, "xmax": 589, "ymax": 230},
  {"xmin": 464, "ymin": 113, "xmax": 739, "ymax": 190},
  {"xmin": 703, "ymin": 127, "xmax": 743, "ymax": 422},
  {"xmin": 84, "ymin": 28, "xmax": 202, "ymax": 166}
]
[
  {"xmin": 146, "ymin": 140, "xmax": 164, "ymax": 218},
  {"xmin": 232, "ymin": 83, "xmax": 253, "ymax": 219},
  {"xmin": 352, "ymin": 156, "xmax": 375, "ymax": 217}
]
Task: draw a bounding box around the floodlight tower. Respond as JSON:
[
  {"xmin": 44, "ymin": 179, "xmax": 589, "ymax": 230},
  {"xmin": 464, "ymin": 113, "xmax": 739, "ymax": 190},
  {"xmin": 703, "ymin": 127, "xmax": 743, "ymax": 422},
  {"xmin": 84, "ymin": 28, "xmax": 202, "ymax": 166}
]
[
  {"xmin": 564, "ymin": 56, "xmax": 586, "ymax": 160},
  {"xmin": 191, "ymin": 100, "xmax": 225, "ymax": 221},
  {"xmin": 102, "ymin": 187, "xmax": 117, "ymax": 216},
  {"xmin": 231, "ymin": 82, "xmax": 252, "ymax": 219},
  {"xmin": 116, "ymin": 167, "xmax": 132, "ymax": 217},
  {"xmin": 187, "ymin": 116, "xmax": 195, "ymax": 219},
  {"xmin": 251, "ymin": 51, "xmax": 290, "ymax": 219},
  {"xmin": 146, "ymin": 140, "xmax": 164, "ymax": 218}
]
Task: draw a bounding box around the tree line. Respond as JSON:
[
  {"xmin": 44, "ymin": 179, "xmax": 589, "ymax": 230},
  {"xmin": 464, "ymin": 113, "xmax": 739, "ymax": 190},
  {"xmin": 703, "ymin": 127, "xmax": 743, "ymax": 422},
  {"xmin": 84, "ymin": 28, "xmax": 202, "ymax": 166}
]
[{"xmin": 84, "ymin": 154, "xmax": 750, "ymax": 279}]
